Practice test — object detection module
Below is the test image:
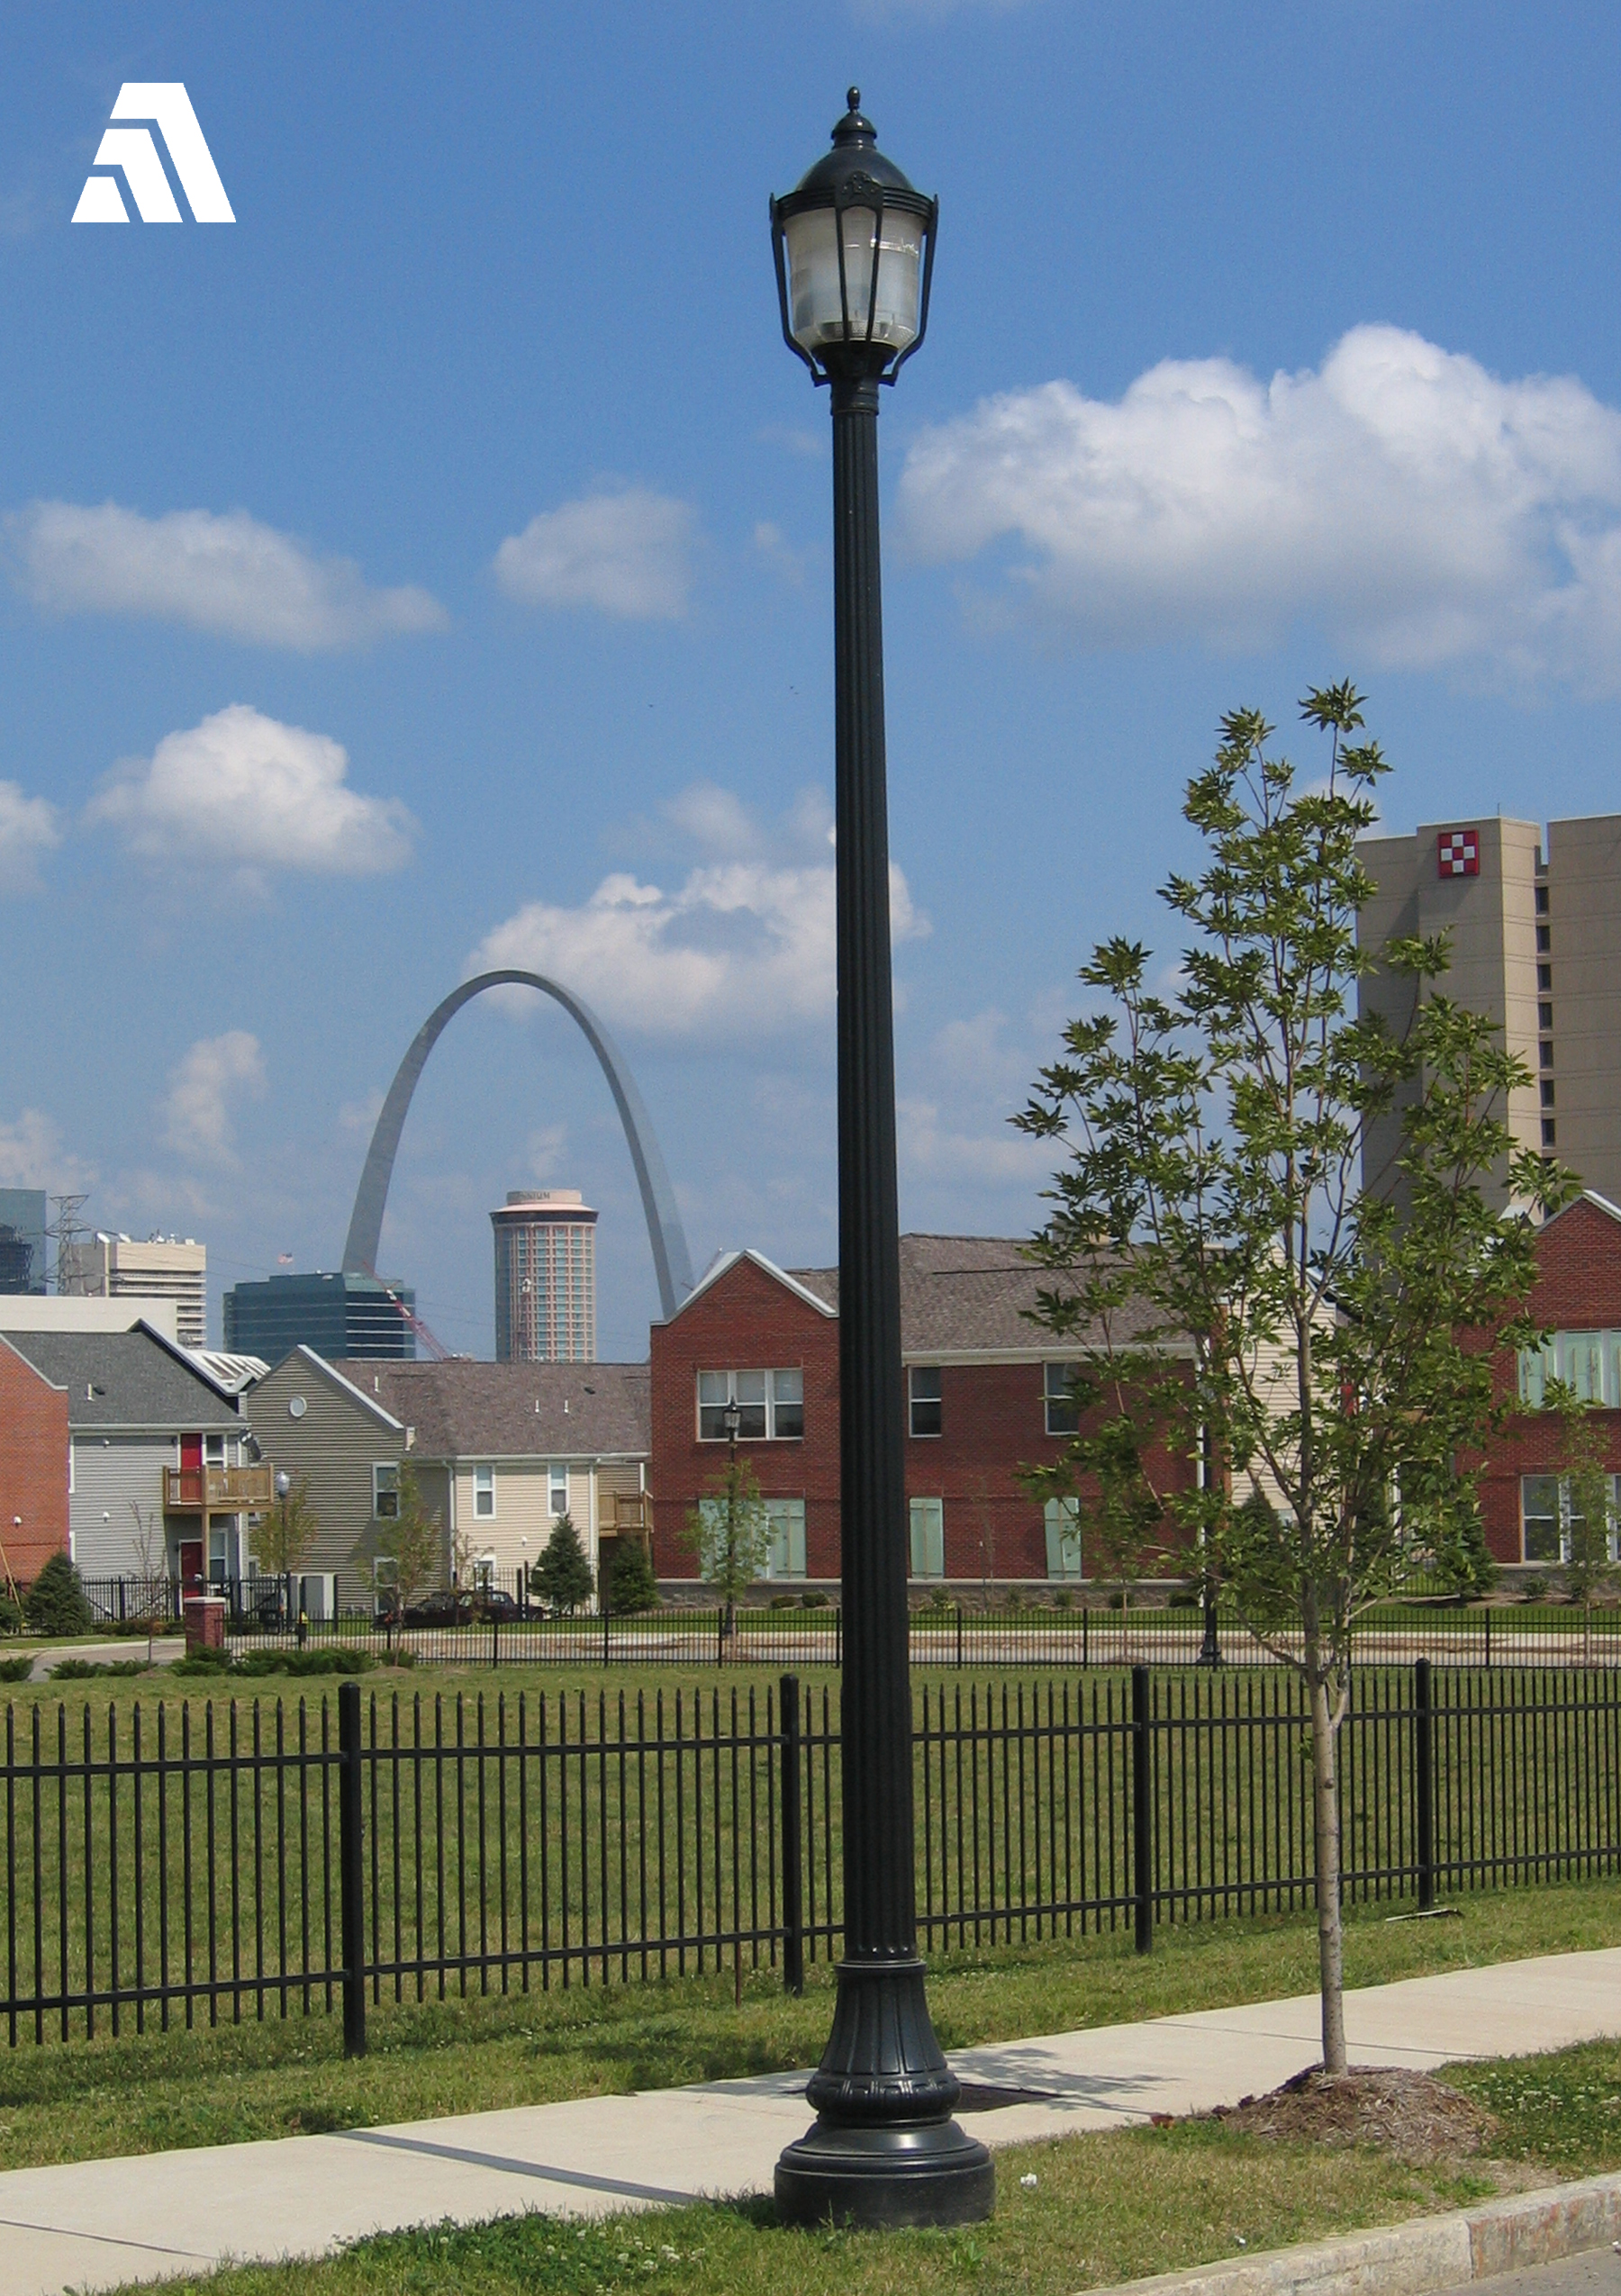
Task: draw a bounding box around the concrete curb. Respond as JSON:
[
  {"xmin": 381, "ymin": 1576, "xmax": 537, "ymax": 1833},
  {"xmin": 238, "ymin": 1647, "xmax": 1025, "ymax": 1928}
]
[{"xmin": 1081, "ymin": 2170, "xmax": 1621, "ymax": 2296}]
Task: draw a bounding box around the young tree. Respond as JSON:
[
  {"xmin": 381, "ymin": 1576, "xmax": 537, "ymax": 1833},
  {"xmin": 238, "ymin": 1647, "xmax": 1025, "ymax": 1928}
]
[
  {"xmin": 602, "ymin": 1538, "xmax": 659, "ymax": 1616},
  {"xmin": 683, "ymin": 1452, "xmax": 770, "ymax": 1646},
  {"xmin": 1018, "ymin": 686, "xmax": 1569, "ymax": 2072},
  {"xmin": 533, "ymin": 1514, "xmax": 595, "ymax": 1615},
  {"xmin": 365, "ymin": 1460, "xmax": 443, "ymax": 1613},
  {"xmin": 257, "ymin": 1477, "xmax": 319, "ymax": 1620}
]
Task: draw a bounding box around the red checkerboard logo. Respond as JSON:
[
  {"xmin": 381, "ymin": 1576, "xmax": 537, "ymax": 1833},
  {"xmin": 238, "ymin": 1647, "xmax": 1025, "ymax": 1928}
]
[{"xmin": 1437, "ymin": 829, "xmax": 1480, "ymax": 879}]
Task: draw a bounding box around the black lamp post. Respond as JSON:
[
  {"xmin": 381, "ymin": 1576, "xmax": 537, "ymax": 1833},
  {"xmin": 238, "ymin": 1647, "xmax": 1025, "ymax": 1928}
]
[
  {"xmin": 722, "ymin": 1397, "xmax": 743, "ymax": 1649},
  {"xmin": 275, "ymin": 1469, "xmax": 293, "ymax": 1632},
  {"xmin": 770, "ymin": 91, "xmax": 993, "ymax": 2232}
]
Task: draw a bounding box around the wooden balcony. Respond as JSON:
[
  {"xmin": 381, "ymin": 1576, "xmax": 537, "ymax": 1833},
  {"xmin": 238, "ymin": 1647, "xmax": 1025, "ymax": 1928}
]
[
  {"xmin": 164, "ymin": 1464, "xmax": 275, "ymax": 1514},
  {"xmin": 603, "ymin": 1492, "xmax": 648, "ymax": 1533}
]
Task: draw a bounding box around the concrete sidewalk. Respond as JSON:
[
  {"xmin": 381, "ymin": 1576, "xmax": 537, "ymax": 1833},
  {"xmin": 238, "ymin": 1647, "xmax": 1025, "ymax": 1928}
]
[{"xmin": 4, "ymin": 1947, "xmax": 1619, "ymax": 2296}]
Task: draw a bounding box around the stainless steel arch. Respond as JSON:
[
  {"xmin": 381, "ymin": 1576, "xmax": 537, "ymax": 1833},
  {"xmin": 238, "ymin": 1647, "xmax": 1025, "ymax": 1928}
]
[{"xmin": 342, "ymin": 971, "xmax": 696, "ymax": 1322}]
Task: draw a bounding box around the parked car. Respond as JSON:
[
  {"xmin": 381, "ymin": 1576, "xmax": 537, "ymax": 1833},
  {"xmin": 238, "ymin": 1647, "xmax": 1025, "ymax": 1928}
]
[
  {"xmin": 402, "ymin": 1591, "xmax": 472, "ymax": 1628},
  {"xmin": 471, "ymin": 1588, "xmax": 521, "ymax": 1621}
]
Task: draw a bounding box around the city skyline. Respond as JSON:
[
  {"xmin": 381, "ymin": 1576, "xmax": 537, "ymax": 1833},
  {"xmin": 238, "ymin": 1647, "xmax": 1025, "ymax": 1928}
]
[{"xmin": 4, "ymin": 5, "xmax": 1621, "ymax": 1358}]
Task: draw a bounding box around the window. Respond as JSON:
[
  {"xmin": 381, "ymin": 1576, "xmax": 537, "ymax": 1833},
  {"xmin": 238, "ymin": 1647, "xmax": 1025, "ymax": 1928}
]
[
  {"xmin": 473, "ymin": 1465, "xmax": 495, "ymax": 1520},
  {"xmin": 909, "ymin": 1496, "xmax": 945, "ymax": 1580},
  {"xmin": 1521, "ymin": 1473, "xmax": 1621, "ymax": 1563},
  {"xmin": 1540, "ymin": 1003, "xmax": 1553, "ymax": 1032},
  {"xmin": 373, "ymin": 1462, "xmax": 400, "ymax": 1519},
  {"xmin": 1541, "ymin": 1080, "xmax": 1556, "ymax": 1107},
  {"xmin": 697, "ymin": 1369, "xmax": 804, "ymax": 1440},
  {"xmin": 1045, "ymin": 1361, "xmax": 1081, "ymax": 1436},
  {"xmin": 373, "ymin": 1555, "xmax": 398, "ymax": 1615},
  {"xmin": 910, "ymin": 1366, "xmax": 943, "ymax": 1437},
  {"xmin": 1544, "ymin": 1119, "xmax": 1558, "ymax": 1146},
  {"xmin": 1044, "ymin": 1496, "xmax": 1083, "ymax": 1581},
  {"xmin": 1517, "ymin": 1332, "xmax": 1621, "ymax": 1408},
  {"xmin": 765, "ymin": 1498, "xmax": 807, "ymax": 1580},
  {"xmin": 1539, "ymin": 963, "xmax": 1553, "ymax": 991},
  {"xmin": 204, "ymin": 1433, "xmax": 226, "ymax": 1468},
  {"xmin": 1535, "ymin": 883, "xmax": 1551, "ymax": 915},
  {"xmin": 548, "ymin": 1464, "xmax": 569, "ymax": 1516},
  {"xmin": 1540, "ymin": 1040, "xmax": 1554, "ymax": 1067},
  {"xmin": 1537, "ymin": 924, "xmax": 1552, "ymax": 953}
]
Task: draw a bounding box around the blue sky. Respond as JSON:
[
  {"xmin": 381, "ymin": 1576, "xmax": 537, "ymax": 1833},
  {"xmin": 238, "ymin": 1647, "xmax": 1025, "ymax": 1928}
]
[{"xmin": 4, "ymin": 2, "xmax": 1621, "ymax": 1359}]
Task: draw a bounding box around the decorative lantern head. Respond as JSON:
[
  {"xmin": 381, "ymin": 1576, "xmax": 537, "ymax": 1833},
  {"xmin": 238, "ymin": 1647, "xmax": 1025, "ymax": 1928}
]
[{"xmin": 771, "ymin": 89, "xmax": 937, "ymax": 385}]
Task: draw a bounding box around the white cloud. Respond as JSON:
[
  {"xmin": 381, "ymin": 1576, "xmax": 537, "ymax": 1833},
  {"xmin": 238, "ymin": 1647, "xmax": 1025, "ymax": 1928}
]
[
  {"xmin": 470, "ymin": 783, "xmax": 926, "ymax": 1039},
  {"xmin": 898, "ymin": 1095, "xmax": 1050, "ymax": 1184},
  {"xmin": 162, "ymin": 1032, "xmax": 267, "ymax": 1166},
  {"xmin": 898, "ymin": 323, "xmax": 1621, "ymax": 689},
  {"xmin": 0, "ymin": 780, "xmax": 60, "ymax": 892},
  {"xmin": 86, "ymin": 705, "xmax": 416, "ymax": 884},
  {"xmin": 0, "ymin": 1107, "xmax": 94, "ymax": 1192},
  {"xmin": 9, "ymin": 501, "xmax": 446, "ymax": 650},
  {"xmin": 753, "ymin": 520, "xmax": 808, "ymax": 586},
  {"xmin": 494, "ymin": 488, "xmax": 695, "ymax": 619}
]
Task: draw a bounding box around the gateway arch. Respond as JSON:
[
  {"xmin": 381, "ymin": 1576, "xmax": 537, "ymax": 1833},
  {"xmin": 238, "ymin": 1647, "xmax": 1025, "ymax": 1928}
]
[{"xmin": 343, "ymin": 971, "xmax": 696, "ymax": 1323}]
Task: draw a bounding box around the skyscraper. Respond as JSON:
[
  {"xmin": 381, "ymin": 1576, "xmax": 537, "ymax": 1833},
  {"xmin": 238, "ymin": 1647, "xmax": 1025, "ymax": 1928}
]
[
  {"xmin": 1358, "ymin": 812, "xmax": 1621, "ymax": 1210},
  {"xmin": 0, "ymin": 1189, "xmax": 47, "ymax": 1295},
  {"xmin": 493, "ymin": 1190, "xmax": 597, "ymax": 1363},
  {"xmin": 60, "ymin": 1232, "xmax": 208, "ymax": 1349}
]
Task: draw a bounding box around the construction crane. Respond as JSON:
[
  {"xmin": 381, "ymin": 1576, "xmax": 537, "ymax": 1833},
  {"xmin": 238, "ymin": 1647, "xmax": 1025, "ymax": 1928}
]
[{"xmin": 367, "ymin": 1271, "xmax": 454, "ymax": 1362}]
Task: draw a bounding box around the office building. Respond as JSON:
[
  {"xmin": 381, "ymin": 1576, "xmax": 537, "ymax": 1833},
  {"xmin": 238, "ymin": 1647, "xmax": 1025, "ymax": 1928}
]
[
  {"xmin": 222, "ymin": 1270, "xmax": 416, "ymax": 1363},
  {"xmin": 60, "ymin": 1232, "xmax": 208, "ymax": 1350},
  {"xmin": 0, "ymin": 1189, "xmax": 47, "ymax": 1295},
  {"xmin": 493, "ymin": 1190, "xmax": 597, "ymax": 1363},
  {"xmin": 1358, "ymin": 812, "xmax": 1621, "ymax": 1210}
]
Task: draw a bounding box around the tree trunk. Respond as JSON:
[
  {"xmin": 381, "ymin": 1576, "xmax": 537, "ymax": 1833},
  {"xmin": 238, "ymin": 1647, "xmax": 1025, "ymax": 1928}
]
[{"xmin": 1308, "ymin": 1662, "xmax": 1347, "ymax": 2072}]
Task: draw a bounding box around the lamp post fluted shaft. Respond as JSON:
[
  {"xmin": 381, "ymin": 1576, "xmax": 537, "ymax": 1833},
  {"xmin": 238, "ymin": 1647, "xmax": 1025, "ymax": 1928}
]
[{"xmin": 771, "ymin": 94, "xmax": 992, "ymax": 2231}]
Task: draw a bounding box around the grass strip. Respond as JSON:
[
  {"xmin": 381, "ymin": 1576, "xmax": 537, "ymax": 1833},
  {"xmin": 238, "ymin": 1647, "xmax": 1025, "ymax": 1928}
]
[{"xmin": 3, "ymin": 1870, "xmax": 1616, "ymax": 2173}]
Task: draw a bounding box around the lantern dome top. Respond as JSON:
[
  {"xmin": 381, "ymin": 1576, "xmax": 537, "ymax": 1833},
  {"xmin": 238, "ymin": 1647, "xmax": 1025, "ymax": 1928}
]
[{"xmin": 783, "ymin": 88, "xmax": 928, "ymax": 211}]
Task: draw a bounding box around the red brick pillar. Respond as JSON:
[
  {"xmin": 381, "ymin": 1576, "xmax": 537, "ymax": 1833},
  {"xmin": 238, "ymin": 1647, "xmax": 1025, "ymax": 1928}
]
[{"xmin": 183, "ymin": 1595, "xmax": 226, "ymax": 1651}]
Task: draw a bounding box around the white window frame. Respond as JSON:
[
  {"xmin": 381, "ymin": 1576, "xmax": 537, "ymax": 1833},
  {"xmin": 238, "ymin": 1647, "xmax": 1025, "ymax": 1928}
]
[
  {"xmin": 548, "ymin": 1463, "xmax": 569, "ymax": 1516},
  {"xmin": 909, "ymin": 1496, "xmax": 945, "ymax": 1581},
  {"xmin": 1044, "ymin": 1496, "xmax": 1083, "ymax": 1580},
  {"xmin": 473, "ymin": 1464, "xmax": 496, "ymax": 1521},
  {"xmin": 765, "ymin": 1498, "xmax": 807, "ymax": 1581},
  {"xmin": 909, "ymin": 1366, "xmax": 943, "ymax": 1439},
  {"xmin": 696, "ymin": 1368, "xmax": 805, "ymax": 1442},
  {"xmin": 1521, "ymin": 1471, "xmax": 1621, "ymax": 1563},
  {"xmin": 1044, "ymin": 1361, "xmax": 1081, "ymax": 1437},
  {"xmin": 1518, "ymin": 1331, "xmax": 1621, "ymax": 1409},
  {"xmin": 373, "ymin": 1461, "xmax": 400, "ymax": 1519}
]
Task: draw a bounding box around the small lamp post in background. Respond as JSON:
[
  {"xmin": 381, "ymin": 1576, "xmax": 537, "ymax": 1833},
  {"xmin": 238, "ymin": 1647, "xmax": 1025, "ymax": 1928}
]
[
  {"xmin": 722, "ymin": 1396, "xmax": 742, "ymax": 1649},
  {"xmin": 769, "ymin": 91, "xmax": 993, "ymax": 2230},
  {"xmin": 275, "ymin": 1469, "xmax": 292, "ymax": 1633}
]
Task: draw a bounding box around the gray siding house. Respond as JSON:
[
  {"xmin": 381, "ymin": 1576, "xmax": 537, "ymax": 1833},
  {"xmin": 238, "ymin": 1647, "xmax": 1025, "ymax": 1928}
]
[{"xmin": 5, "ymin": 1324, "xmax": 265, "ymax": 1583}]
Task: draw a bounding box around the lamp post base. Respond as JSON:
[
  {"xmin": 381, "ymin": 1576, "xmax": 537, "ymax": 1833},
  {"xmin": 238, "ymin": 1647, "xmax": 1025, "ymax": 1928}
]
[
  {"xmin": 774, "ymin": 1959, "xmax": 994, "ymax": 2228},
  {"xmin": 775, "ymin": 2111, "xmax": 995, "ymax": 2228}
]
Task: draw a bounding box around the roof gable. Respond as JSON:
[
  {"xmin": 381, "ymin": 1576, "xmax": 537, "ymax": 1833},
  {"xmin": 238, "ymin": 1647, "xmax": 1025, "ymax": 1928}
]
[
  {"xmin": 5, "ymin": 1323, "xmax": 242, "ymax": 1428},
  {"xmin": 675, "ymin": 1250, "xmax": 838, "ymax": 1323}
]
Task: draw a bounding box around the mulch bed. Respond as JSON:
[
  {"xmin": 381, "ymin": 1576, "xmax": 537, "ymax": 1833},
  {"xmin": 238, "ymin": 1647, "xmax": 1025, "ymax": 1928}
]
[{"xmin": 1199, "ymin": 2067, "xmax": 1499, "ymax": 2164}]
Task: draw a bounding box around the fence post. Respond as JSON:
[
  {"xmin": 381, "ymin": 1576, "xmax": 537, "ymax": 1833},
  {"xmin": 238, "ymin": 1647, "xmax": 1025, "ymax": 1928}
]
[
  {"xmin": 1484, "ymin": 1607, "xmax": 1491, "ymax": 1669},
  {"xmin": 955, "ymin": 1603, "xmax": 964, "ymax": 1670},
  {"xmin": 1082, "ymin": 1604, "xmax": 1090, "ymax": 1668},
  {"xmin": 339, "ymin": 1681, "xmax": 367, "ymax": 2056},
  {"xmin": 1131, "ymin": 1663, "xmax": 1153, "ymax": 1954},
  {"xmin": 836, "ymin": 1605, "xmax": 842, "ymax": 1668},
  {"xmin": 780, "ymin": 1672, "xmax": 804, "ymax": 1993},
  {"xmin": 1414, "ymin": 1657, "xmax": 1435, "ymax": 1912}
]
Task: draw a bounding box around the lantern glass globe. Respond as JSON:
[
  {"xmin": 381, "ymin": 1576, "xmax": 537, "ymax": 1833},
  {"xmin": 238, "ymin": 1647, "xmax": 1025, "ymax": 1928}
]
[{"xmin": 783, "ymin": 203, "xmax": 924, "ymax": 357}]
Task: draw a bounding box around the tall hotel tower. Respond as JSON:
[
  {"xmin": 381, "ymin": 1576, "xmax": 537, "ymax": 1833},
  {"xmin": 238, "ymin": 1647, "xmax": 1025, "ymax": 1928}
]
[{"xmin": 492, "ymin": 1189, "xmax": 598, "ymax": 1363}]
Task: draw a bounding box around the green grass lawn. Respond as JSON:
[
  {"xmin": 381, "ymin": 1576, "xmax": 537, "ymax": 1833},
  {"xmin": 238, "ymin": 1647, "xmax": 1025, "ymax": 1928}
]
[
  {"xmin": 86, "ymin": 2025, "xmax": 1621, "ymax": 2296},
  {"xmin": 4, "ymin": 1869, "xmax": 1618, "ymax": 2173}
]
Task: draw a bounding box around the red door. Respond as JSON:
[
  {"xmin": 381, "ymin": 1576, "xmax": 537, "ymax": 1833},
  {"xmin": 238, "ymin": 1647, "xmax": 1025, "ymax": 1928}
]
[{"xmin": 179, "ymin": 1540, "xmax": 204, "ymax": 1590}]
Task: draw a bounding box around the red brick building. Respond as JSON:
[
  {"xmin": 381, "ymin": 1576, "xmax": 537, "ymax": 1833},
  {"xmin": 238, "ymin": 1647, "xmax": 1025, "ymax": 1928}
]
[
  {"xmin": 1476, "ymin": 1192, "xmax": 1621, "ymax": 1568},
  {"xmin": 648, "ymin": 1238, "xmax": 1199, "ymax": 1595},
  {"xmin": 0, "ymin": 1333, "xmax": 70, "ymax": 1586}
]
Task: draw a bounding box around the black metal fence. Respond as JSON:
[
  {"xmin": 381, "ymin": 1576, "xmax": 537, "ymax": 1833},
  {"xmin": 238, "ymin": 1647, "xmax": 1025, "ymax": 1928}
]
[
  {"xmin": 64, "ymin": 1582, "xmax": 1621, "ymax": 1671},
  {"xmin": 5, "ymin": 1661, "xmax": 1621, "ymax": 2051}
]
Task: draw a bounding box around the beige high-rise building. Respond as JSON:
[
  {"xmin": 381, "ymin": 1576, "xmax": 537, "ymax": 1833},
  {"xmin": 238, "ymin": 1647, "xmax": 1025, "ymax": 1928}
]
[
  {"xmin": 1357, "ymin": 813, "xmax": 1621, "ymax": 1209},
  {"xmin": 492, "ymin": 1190, "xmax": 597, "ymax": 1363},
  {"xmin": 60, "ymin": 1232, "xmax": 208, "ymax": 1351}
]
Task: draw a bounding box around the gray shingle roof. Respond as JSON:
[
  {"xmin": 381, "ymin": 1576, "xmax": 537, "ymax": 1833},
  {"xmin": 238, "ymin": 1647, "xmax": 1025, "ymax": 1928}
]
[
  {"xmin": 336, "ymin": 1360, "xmax": 649, "ymax": 1460},
  {"xmin": 5, "ymin": 1326, "xmax": 242, "ymax": 1429},
  {"xmin": 787, "ymin": 1234, "xmax": 1167, "ymax": 1356}
]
